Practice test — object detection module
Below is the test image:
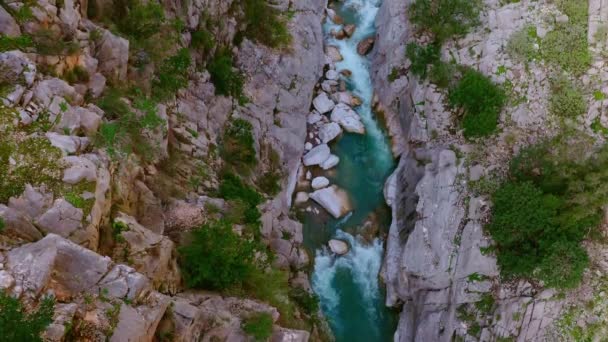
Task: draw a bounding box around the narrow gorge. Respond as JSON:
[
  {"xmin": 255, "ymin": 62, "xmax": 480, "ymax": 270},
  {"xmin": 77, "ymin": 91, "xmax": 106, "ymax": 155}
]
[{"xmin": 1, "ymin": 0, "xmax": 608, "ymax": 341}]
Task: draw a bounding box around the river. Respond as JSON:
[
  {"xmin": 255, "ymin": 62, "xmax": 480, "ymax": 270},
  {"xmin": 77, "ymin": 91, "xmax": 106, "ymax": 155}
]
[{"xmin": 303, "ymin": 0, "xmax": 398, "ymax": 340}]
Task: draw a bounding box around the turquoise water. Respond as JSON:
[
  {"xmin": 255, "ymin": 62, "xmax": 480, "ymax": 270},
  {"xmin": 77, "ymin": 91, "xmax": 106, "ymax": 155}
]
[{"xmin": 303, "ymin": 0, "xmax": 398, "ymax": 340}]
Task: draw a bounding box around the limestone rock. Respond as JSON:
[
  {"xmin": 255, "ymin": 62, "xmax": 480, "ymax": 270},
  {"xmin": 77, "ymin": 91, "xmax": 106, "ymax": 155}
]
[
  {"xmin": 328, "ymin": 239, "xmax": 349, "ymax": 255},
  {"xmin": 310, "ymin": 185, "xmax": 352, "ymax": 218},
  {"xmin": 35, "ymin": 199, "xmax": 83, "ymax": 238},
  {"xmin": 0, "ymin": 6, "xmax": 20, "ymax": 37},
  {"xmin": 318, "ymin": 122, "xmax": 342, "ymax": 143},
  {"xmin": 357, "ymin": 37, "xmax": 375, "ymax": 55},
  {"xmin": 62, "ymin": 155, "xmax": 97, "ymax": 184},
  {"xmin": 303, "ymin": 144, "xmax": 330, "ymax": 166},
  {"xmin": 311, "ymin": 176, "xmax": 330, "ymax": 190},
  {"xmin": 0, "ymin": 205, "xmax": 42, "ymax": 242},
  {"xmin": 8, "ymin": 185, "xmax": 53, "ymax": 219},
  {"xmin": 294, "ymin": 192, "xmax": 309, "ymax": 205},
  {"xmin": 326, "ymin": 45, "xmax": 343, "ymax": 62},
  {"xmin": 46, "ymin": 132, "xmax": 89, "ymax": 155},
  {"xmin": 96, "ymin": 28, "xmax": 129, "ymax": 82},
  {"xmin": 331, "ymin": 103, "xmax": 365, "ymax": 133},
  {"xmin": 113, "ymin": 213, "xmax": 181, "ymax": 294},
  {"xmin": 320, "ymin": 154, "xmax": 340, "ymax": 170},
  {"xmin": 312, "ymin": 92, "xmax": 335, "ymax": 114},
  {"xmin": 343, "ymin": 24, "xmax": 356, "ymax": 37}
]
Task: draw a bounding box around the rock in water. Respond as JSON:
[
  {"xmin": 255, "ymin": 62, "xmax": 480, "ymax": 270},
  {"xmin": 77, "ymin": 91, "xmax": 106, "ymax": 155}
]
[
  {"xmin": 294, "ymin": 192, "xmax": 309, "ymax": 205},
  {"xmin": 357, "ymin": 37, "xmax": 375, "ymax": 55},
  {"xmin": 311, "ymin": 176, "xmax": 330, "ymax": 190},
  {"xmin": 320, "ymin": 154, "xmax": 340, "ymax": 170},
  {"xmin": 310, "ymin": 185, "xmax": 352, "ymax": 218},
  {"xmin": 318, "ymin": 122, "xmax": 342, "ymax": 143},
  {"xmin": 302, "ymin": 144, "xmax": 330, "ymax": 166},
  {"xmin": 343, "ymin": 24, "xmax": 356, "ymax": 37},
  {"xmin": 312, "ymin": 92, "xmax": 335, "ymax": 114},
  {"xmin": 328, "ymin": 239, "xmax": 349, "ymax": 255},
  {"xmin": 331, "ymin": 103, "xmax": 365, "ymax": 134},
  {"xmin": 326, "ymin": 46, "xmax": 343, "ymax": 62}
]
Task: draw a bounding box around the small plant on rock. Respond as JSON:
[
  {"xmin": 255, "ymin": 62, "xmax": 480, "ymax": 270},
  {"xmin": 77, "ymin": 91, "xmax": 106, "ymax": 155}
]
[
  {"xmin": 0, "ymin": 291, "xmax": 55, "ymax": 341},
  {"xmin": 409, "ymin": 0, "xmax": 482, "ymax": 43},
  {"xmin": 242, "ymin": 312, "xmax": 274, "ymax": 341}
]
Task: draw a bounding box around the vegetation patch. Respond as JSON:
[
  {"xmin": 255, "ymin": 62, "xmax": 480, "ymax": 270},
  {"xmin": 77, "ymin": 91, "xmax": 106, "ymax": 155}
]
[
  {"xmin": 152, "ymin": 48, "xmax": 191, "ymax": 101},
  {"xmin": 241, "ymin": 0, "xmax": 291, "ymax": 48},
  {"xmin": 548, "ymin": 75, "xmax": 586, "ymax": 118},
  {"xmin": 507, "ymin": 25, "xmax": 539, "ymax": 62},
  {"xmin": 220, "ymin": 118, "xmax": 257, "ymax": 173},
  {"xmin": 487, "ymin": 136, "xmax": 608, "ymax": 288},
  {"xmin": 208, "ymin": 49, "xmax": 245, "ymax": 102},
  {"xmin": 0, "ymin": 290, "xmax": 55, "ymax": 341},
  {"xmin": 449, "ymin": 68, "xmax": 506, "ymax": 138},
  {"xmin": 242, "ymin": 312, "xmax": 273, "ymax": 341},
  {"xmin": 409, "ymin": 0, "xmax": 482, "ymax": 43}
]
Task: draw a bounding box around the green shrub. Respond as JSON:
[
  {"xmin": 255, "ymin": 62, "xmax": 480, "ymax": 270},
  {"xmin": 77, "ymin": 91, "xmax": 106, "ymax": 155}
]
[
  {"xmin": 242, "ymin": 0, "xmax": 291, "ymax": 48},
  {"xmin": 507, "ymin": 25, "xmax": 539, "ymax": 62},
  {"xmin": 191, "ymin": 29, "xmax": 215, "ymax": 52},
  {"xmin": 548, "ymin": 76, "xmax": 586, "ymax": 118},
  {"xmin": 541, "ymin": 24, "xmax": 590, "ymax": 75},
  {"xmin": 0, "ymin": 217, "xmax": 4, "ymax": 232},
  {"xmin": 219, "ymin": 172, "xmax": 262, "ymax": 207},
  {"xmin": 31, "ymin": 29, "xmax": 80, "ymax": 56},
  {"xmin": 488, "ymin": 139, "xmax": 608, "ymax": 288},
  {"xmin": 95, "ymin": 89, "xmax": 165, "ymax": 161},
  {"xmin": 409, "ymin": 0, "xmax": 481, "ymax": 43},
  {"xmin": 0, "ymin": 35, "xmax": 33, "ymax": 52},
  {"xmin": 152, "ymin": 48, "xmax": 191, "ymax": 101},
  {"xmin": 449, "ymin": 69, "xmax": 506, "ymax": 138},
  {"xmin": 289, "ymin": 288, "xmax": 319, "ymax": 316},
  {"xmin": 405, "ymin": 42, "xmax": 440, "ymax": 79},
  {"xmin": 0, "ymin": 291, "xmax": 55, "ymax": 341},
  {"xmin": 208, "ymin": 49, "xmax": 245, "ymax": 101},
  {"xmin": 62, "ymin": 65, "xmax": 90, "ymax": 84},
  {"xmin": 179, "ymin": 219, "xmax": 261, "ymax": 290},
  {"xmin": 242, "ymin": 312, "xmax": 273, "ymax": 341},
  {"xmin": 220, "ymin": 118, "xmax": 257, "ymax": 172},
  {"xmin": 429, "ymin": 61, "xmax": 457, "ymax": 88},
  {"xmin": 257, "ymin": 170, "xmax": 281, "ymax": 196},
  {"xmin": 114, "ymin": 0, "xmax": 165, "ymax": 41}
]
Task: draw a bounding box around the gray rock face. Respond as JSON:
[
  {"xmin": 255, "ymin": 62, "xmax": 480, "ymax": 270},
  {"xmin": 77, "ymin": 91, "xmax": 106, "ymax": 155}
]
[
  {"xmin": 0, "ymin": 205, "xmax": 43, "ymax": 241},
  {"xmin": 35, "ymin": 199, "xmax": 83, "ymax": 238},
  {"xmin": 0, "ymin": 6, "xmax": 20, "ymax": 37},
  {"xmin": 95, "ymin": 28, "xmax": 129, "ymax": 82},
  {"xmin": 303, "ymin": 144, "xmax": 330, "ymax": 166},
  {"xmin": 313, "ymin": 92, "xmax": 336, "ymax": 114},
  {"xmin": 330, "ymin": 103, "xmax": 365, "ymax": 134},
  {"xmin": 318, "ymin": 122, "xmax": 342, "ymax": 143}
]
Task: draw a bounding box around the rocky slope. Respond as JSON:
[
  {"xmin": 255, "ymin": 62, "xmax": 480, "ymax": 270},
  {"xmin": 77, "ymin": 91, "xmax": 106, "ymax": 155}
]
[
  {"xmin": 0, "ymin": 0, "xmax": 328, "ymax": 340},
  {"xmin": 374, "ymin": 0, "xmax": 608, "ymax": 341}
]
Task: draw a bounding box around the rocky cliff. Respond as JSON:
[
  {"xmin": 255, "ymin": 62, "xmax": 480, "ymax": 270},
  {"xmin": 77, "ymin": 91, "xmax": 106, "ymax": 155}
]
[
  {"xmin": 0, "ymin": 0, "xmax": 329, "ymax": 340},
  {"xmin": 375, "ymin": 0, "xmax": 608, "ymax": 341}
]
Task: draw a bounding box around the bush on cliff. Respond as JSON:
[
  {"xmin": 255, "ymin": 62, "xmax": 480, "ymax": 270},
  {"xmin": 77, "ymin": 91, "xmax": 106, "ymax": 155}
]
[
  {"xmin": 548, "ymin": 75, "xmax": 586, "ymax": 118},
  {"xmin": 152, "ymin": 48, "xmax": 191, "ymax": 101},
  {"xmin": 448, "ymin": 68, "xmax": 505, "ymax": 138},
  {"xmin": 208, "ymin": 49, "xmax": 246, "ymax": 102},
  {"xmin": 0, "ymin": 291, "xmax": 55, "ymax": 341},
  {"xmin": 113, "ymin": 0, "xmax": 165, "ymax": 41},
  {"xmin": 220, "ymin": 118, "xmax": 257, "ymax": 173},
  {"xmin": 409, "ymin": 0, "xmax": 482, "ymax": 43},
  {"xmin": 179, "ymin": 219, "xmax": 262, "ymax": 290},
  {"xmin": 488, "ymin": 137, "xmax": 608, "ymax": 288},
  {"xmin": 242, "ymin": 0, "xmax": 291, "ymax": 48},
  {"xmin": 242, "ymin": 312, "xmax": 274, "ymax": 341}
]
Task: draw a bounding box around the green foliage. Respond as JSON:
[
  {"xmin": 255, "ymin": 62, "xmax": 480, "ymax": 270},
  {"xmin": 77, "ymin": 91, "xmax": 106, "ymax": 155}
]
[
  {"xmin": 0, "ymin": 217, "xmax": 4, "ymax": 233},
  {"xmin": 114, "ymin": 0, "xmax": 165, "ymax": 41},
  {"xmin": 488, "ymin": 138, "xmax": 608, "ymax": 288},
  {"xmin": 95, "ymin": 88, "xmax": 165, "ymax": 161},
  {"xmin": 449, "ymin": 68, "xmax": 506, "ymax": 138},
  {"xmin": 0, "ymin": 291, "xmax": 55, "ymax": 342},
  {"xmin": 428, "ymin": 61, "xmax": 457, "ymax": 88},
  {"xmin": 30, "ymin": 29, "xmax": 80, "ymax": 56},
  {"xmin": 548, "ymin": 76, "xmax": 586, "ymax": 118},
  {"xmin": 409, "ymin": 0, "xmax": 481, "ymax": 43},
  {"xmin": 242, "ymin": 0, "xmax": 291, "ymax": 48},
  {"xmin": 62, "ymin": 65, "xmax": 90, "ymax": 84},
  {"xmin": 507, "ymin": 25, "xmax": 539, "ymax": 62},
  {"xmin": 289, "ymin": 288, "xmax": 319, "ymax": 316},
  {"xmin": 405, "ymin": 43, "xmax": 440, "ymax": 79},
  {"xmin": 388, "ymin": 67, "xmax": 400, "ymax": 82},
  {"xmin": 179, "ymin": 219, "xmax": 262, "ymax": 290},
  {"xmin": 208, "ymin": 49, "xmax": 245, "ymax": 101},
  {"xmin": 257, "ymin": 170, "xmax": 281, "ymax": 196},
  {"xmin": 220, "ymin": 118, "xmax": 257, "ymax": 172},
  {"xmin": 152, "ymin": 48, "xmax": 191, "ymax": 101},
  {"xmin": 0, "ymin": 35, "xmax": 33, "ymax": 52},
  {"xmin": 242, "ymin": 312, "xmax": 273, "ymax": 341},
  {"xmin": 191, "ymin": 29, "xmax": 215, "ymax": 53},
  {"xmin": 540, "ymin": 0, "xmax": 589, "ymax": 75}
]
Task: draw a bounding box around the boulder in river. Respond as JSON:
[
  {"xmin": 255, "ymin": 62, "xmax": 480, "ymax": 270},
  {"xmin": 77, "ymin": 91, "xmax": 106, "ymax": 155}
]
[
  {"xmin": 318, "ymin": 122, "xmax": 342, "ymax": 143},
  {"xmin": 357, "ymin": 37, "xmax": 375, "ymax": 55},
  {"xmin": 320, "ymin": 154, "xmax": 340, "ymax": 170},
  {"xmin": 310, "ymin": 185, "xmax": 352, "ymax": 218},
  {"xmin": 343, "ymin": 24, "xmax": 356, "ymax": 37},
  {"xmin": 313, "ymin": 92, "xmax": 335, "ymax": 114},
  {"xmin": 328, "ymin": 239, "xmax": 350, "ymax": 255},
  {"xmin": 326, "ymin": 46, "xmax": 343, "ymax": 62},
  {"xmin": 303, "ymin": 144, "xmax": 330, "ymax": 166},
  {"xmin": 295, "ymin": 192, "xmax": 309, "ymax": 205},
  {"xmin": 311, "ymin": 176, "xmax": 330, "ymax": 190},
  {"xmin": 331, "ymin": 103, "xmax": 365, "ymax": 134}
]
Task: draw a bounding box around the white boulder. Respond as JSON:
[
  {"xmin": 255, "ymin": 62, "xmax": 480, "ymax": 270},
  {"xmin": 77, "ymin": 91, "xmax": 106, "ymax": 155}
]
[
  {"xmin": 310, "ymin": 185, "xmax": 352, "ymax": 218},
  {"xmin": 313, "ymin": 92, "xmax": 335, "ymax": 114},
  {"xmin": 331, "ymin": 103, "xmax": 365, "ymax": 134},
  {"xmin": 303, "ymin": 144, "xmax": 330, "ymax": 166},
  {"xmin": 318, "ymin": 122, "xmax": 342, "ymax": 144},
  {"xmin": 294, "ymin": 192, "xmax": 309, "ymax": 205},
  {"xmin": 320, "ymin": 154, "xmax": 340, "ymax": 170},
  {"xmin": 328, "ymin": 239, "xmax": 349, "ymax": 255},
  {"xmin": 311, "ymin": 176, "xmax": 330, "ymax": 190}
]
